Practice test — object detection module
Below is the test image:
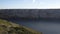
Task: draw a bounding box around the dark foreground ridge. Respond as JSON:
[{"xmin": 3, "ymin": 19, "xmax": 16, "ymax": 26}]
[
  {"xmin": 0, "ymin": 9, "xmax": 60, "ymax": 20},
  {"xmin": 0, "ymin": 19, "xmax": 42, "ymax": 34}
]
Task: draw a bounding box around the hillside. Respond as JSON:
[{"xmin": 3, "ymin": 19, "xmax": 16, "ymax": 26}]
[{"xmin": 0, "ymin": 19, "xmax": 42, "ymax": 34}]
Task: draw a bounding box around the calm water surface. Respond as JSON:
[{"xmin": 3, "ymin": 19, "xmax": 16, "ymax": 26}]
[{"xmin": 8, "ymin": 19, "xmax": 60, "ymax": 34}]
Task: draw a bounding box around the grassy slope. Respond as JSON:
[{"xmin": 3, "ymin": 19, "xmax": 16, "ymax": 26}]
[{"xmin": 0, "ymin": 19, "xmax": 42, "ymax": 34}]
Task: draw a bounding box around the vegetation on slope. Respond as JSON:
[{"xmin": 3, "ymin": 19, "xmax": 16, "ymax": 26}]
[{"xmin": 0, "ymin": 19, "xmax": 42, "ymax": 34}]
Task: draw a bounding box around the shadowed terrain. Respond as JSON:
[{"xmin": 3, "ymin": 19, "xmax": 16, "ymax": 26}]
[{"xmin": 0, "ymin": 9, "xmax": 60, "ymax": 19}]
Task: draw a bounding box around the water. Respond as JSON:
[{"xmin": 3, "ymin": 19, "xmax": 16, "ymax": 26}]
[{"xmin": 8, "ymin": 18, "xmax": 60, "ymax": 34}]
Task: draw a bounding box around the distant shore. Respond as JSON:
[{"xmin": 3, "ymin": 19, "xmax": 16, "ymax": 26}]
[{"xmin": 0, "ymin": 9, "xmax": 60, "ymax": 19}]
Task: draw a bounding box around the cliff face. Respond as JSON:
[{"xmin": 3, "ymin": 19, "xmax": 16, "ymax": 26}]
[
  {"xmin": 0, "ymin": 9, "xmax": 60, "ymax": 19},
  {"xmin": 0, "ymin": 19, "xmax": 42, "ymax": 34}
]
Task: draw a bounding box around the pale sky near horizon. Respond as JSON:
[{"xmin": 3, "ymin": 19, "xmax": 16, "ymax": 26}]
[{"xmin": 0, "ymin": 0, "xmax": 60, "ymax": 9}]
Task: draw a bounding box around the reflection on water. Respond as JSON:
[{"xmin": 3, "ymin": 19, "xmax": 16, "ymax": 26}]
[{"xmin": 8, "ymin": 18, "xmax": 60, "ymax": 34}]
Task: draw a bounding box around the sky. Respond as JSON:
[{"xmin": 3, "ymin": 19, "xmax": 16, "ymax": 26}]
[{"xmin": 0, "ymin": 0, "xmax": 60, "ymax": 9}]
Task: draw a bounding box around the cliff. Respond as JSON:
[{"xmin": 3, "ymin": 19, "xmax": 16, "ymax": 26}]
[
  {"xmin": 0, "ymin": 19, "xmax": 42, "ymax": 34},
  {"xmin": 0, "ymin": 9, "xmax": 60, "ymax": 19}
]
